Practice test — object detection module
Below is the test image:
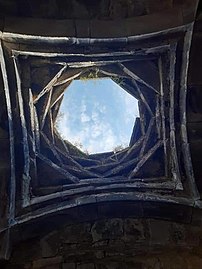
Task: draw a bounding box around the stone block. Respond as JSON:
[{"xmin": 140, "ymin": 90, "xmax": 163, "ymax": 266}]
[
  {"xmin": 40, "ymin": 231, "xmax": 59, "ymax": 258},
  {"xmin": 62, "ymin": 263, "xmax": 76, "ymax": 269},
  {"xmin": 149, "ymin": 219, "xmax": 169, "ymax": 245},
  {"xmin": 97, "ymin": 201, "xmax": 143, "ymax": 219},
  {"xmin": 91, "ymin": 219, "xmax": 123, "ymax": 242},
  {"xmin": 123, "ymin": 219, "xmax": 149, "ymax": 243},
  {"xmin": 75, "ymin": 20, "xmax": 90, "ymax": 38},
  {"xmin": 61, "ymin": 223, "xmax": 92, "ymax": 244},
  {"xmin": 77, "ymin": 263, "xmax": 95, "ymax": 269},
  {"xmin": 32, "ymin": 256, "xmax": 62, "ymax": 268},
  {"xmin": 126, "ymin": 7, "xmax": 183, "ymax": 36},
  {"xmin": 4, "ymin": 17, "xmax": 76, "ymax": 37},
  {"xmin": 90, "ymin": 19, "xmax": 126, "ymax": 38}
]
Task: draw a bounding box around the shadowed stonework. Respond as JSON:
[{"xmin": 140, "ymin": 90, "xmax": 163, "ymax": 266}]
[{"xmin": 0, "ymin": 0, "xmax": 202, "ymax": 268}]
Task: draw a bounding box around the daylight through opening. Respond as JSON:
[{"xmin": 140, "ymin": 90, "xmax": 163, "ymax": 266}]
[{"xmin": 56, "ymin": 78, "xmax": 139, "ymax": 154}]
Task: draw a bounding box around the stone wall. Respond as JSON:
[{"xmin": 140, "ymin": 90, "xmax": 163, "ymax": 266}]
[
  {"xmin": 4, "ymin": 218, "xmax": 202, "ymax": 269},
  {"xmin": 0, "ymin": 1, "xmax": 201, "ymax": 268},
  {"xmin": 0, "ymin": 0, "xmax": 175, "ymax": 20}
]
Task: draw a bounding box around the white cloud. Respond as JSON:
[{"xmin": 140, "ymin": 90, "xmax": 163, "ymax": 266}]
[
  {"xmin": 80, "ymin": 112, "xmax": 90, "ymax": 123},
  {"xmin": 124, "ymin": 94, "xmax": 139, "ymax": 119},
  {"xmin": 91, "ymin": 111, "xmax": 99, "ymax": 122},
  {"xmin": 56, "ymin": 78, "xmax": 139, "ymax": 154},
  {"xmin": 86, "ymin": 124, "xmax": 117, "ymax": 154},
  {"xmin": 81, "ymin": 100, "xmax": 87, "ymax": 113}
]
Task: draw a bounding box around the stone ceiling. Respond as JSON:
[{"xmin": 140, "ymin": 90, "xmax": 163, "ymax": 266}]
[{"xmin": 0, "ymin": 0, "xmax": 202, "ymax": 264}]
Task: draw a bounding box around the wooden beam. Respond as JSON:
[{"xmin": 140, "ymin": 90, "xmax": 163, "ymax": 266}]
[
  {"xmin": 169, "ymin": 44, "xmax": 183, "ymax": 190},
  {"xmin": 121, "ymin": 136, "xmax": 144, "ymax": 162},
  {"xmin": 13, "ymin": 57, "xmax": 31, "ymax": 207},
  {"xmin": 129, "ymin": 140, "xmax": 163, "ymax": 178},
  {"xmin": 104, "ymin": 157, "xmax": 140, "ymax": 177},
  {"xmin": 118, "ymin": 63, "xmax": 159, "ymax": 94},
  {"xmin": 140, "ymin": 117, "xmax": 155, "ymax": 157},
  {"xmin": 33, "ymin": 106, "xmax": 40, "ymax": 151},
  {"xmin": 180, "ymin": 25, "xmax": 200, "ymax": 198},
  {"xmin": 36, "ymin": 153, "xmax": 79, "ymax": 184},
  {"xmin": 54, "ymin": 68, "xmax": 83, "ymax": 86},
  {"xmin": 40, "ymin": 131, "xmax": 63, "ymax": 165},
  {"xmin": 133, "ymin": 80, "xmax": 154, "ymax": 116},
  {"xmin": 0, "ymin": 41, "xmax": 15, "ymax": 231},
  {"xmin": 38, "ymin": 89, "xmax": 53, "ymax": 130},
  {"xmin": 34, "ymin": 64, "xmax": 67, "ymax": 104},
  {"xmin": 158, "ymin": 57, "xmax": 168, "ymax": 177}
]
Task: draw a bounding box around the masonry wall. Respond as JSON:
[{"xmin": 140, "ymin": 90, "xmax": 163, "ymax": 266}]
[
  {"xmin": 0, "ymin": 1, "xmax": 201, "ymax": 268},
  {"xmin": 4, "ymin": 217, "xmax": 202, "ymax": 269}
]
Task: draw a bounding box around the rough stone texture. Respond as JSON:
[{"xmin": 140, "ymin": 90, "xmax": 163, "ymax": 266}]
[
  {"xmin": 0, "ymin": 0, "xmax": 202, "ymax": 268},
  {"xmin": 187, "ymin": 15, "xmax": 202, "ymax": 198},
  {"xmin": 0, "ymin": 0, "xmax": 198, "ymax": 37},
  {"xmin": 0, "ymin": 0, "xmax": 173, "ymax": 20},
  {"xmin": 4, "ymin": 218, "xmax": 202, "ymax": 268}
]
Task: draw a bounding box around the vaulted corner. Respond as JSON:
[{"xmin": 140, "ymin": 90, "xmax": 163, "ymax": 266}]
[
  {"xmin": 14, "ymin": 51, "xmax": 167, "ymax": 192},
  {"xmin": 1, "ymin": 26, "xmax": 199, "ymax": 219},
  {"xmin": 0, "ymin": 0, "xmax": 202, "ymax": 268}
]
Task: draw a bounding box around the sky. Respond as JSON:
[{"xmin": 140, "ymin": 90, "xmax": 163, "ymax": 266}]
[{"xmin": 56, "ymin": 78, "xmax": 139, "ymax": 154}]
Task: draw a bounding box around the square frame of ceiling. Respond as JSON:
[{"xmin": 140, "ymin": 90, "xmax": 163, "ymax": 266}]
[{"xmin": 0, "ymin": 23, "xmax": 200, "ymax": 226}]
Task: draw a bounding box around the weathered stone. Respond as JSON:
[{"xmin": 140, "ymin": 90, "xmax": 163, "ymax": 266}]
[
  {"xmin": 61, "ymin": 223, "xmax": 92, "ymax": 244},
  {"xmin": 77, "ymin": 263, "xmax": 95, "ymax": 269},
  {"xmin": 149, "ymin": 219, "xmax": 169, "ymax": 245},
  {"xmin": 32, "ymin": 256, "xmax": 62, "ymax": 268},
  {"xmin": 1, "ymin": 1, "xmax": 202, "ymax": 269},
  {"xmin": 40, "ymin": 231, "xmax": 59, "ymax": 258},
  {"xmin": 91, "ymin": 219, "xmax": 124, "ymax": 242},
  {"xmin": 62, "ymin": 263, "xmax": 76, "ymax": 269},
  {"xmin": 124, "ymin": 219, "xmax": 148, "ymax": 243}
]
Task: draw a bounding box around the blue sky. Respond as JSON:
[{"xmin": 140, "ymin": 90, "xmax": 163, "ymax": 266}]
[{"xmin": 56, "ymin": 78, "xmax": 139, "ymax": 154}]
